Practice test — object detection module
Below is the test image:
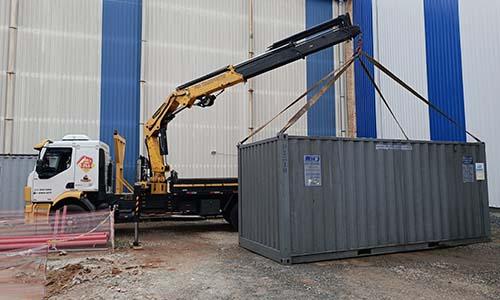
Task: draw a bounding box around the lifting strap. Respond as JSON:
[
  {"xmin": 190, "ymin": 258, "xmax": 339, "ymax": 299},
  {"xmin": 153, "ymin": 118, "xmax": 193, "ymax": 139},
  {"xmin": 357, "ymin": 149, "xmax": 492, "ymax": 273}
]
[
  {"xmin": 362, "ymin": 51, "xmax": 481, "ymax": 142},
  {"xmin": 358, "ymin": 56, "xmax": 409, "ymax": 140},
  {"xmin": 239, "ymin": 55, "xmax": 355, "ymax": 144},
  {"xmin": 240, "ymin": 50, "xmax": 481, "ymax": 145},
  {"xmin": 279, "ymin": 54, "xmax": 357, "ymax": 134},
  {"xmin": 239, "ymin": 68, "xmax": 335, "ymax": 144}
]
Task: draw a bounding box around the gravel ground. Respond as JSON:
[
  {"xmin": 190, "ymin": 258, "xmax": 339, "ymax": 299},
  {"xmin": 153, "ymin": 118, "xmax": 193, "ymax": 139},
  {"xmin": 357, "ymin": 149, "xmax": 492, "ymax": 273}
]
[{"xmin": 45, "ymin": 212, "xmax": 500, "ymax": 300}]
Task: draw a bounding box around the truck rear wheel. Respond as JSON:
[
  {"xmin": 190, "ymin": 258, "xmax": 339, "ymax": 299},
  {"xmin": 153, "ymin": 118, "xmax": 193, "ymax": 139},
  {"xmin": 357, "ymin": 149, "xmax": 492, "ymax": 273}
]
[
  {"xmin": 223, "ymin": 202, "xmax": 238, "ymax": 231},
  {"xmin": 229, "ymin": 202, "xmax": 238, "ymax": 231}
]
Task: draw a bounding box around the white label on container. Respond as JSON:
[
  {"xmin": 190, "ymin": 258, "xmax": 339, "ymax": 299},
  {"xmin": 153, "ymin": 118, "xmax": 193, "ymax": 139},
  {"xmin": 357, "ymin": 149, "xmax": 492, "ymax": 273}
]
[
  {"xmin": 462, "ymin": 156, "xmax": 475, "ymax": 183},
  {"xmin": 304, "ymin": 155, "xmax": 321, "ymax": 187},
  {"xmin": 475, "ymin": 163, "xmax": 486, "ymax": 181},
  {"xmin": 462, "ymin": 155, "xmax": 476, "ymax": 183},
  {"xmin": 376, "ymin": 143, "xmax": 413, "ymax": 151}
]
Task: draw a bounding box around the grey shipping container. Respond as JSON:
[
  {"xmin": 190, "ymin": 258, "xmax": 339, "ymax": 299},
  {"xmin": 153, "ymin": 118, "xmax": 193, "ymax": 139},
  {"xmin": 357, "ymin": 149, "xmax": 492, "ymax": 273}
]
[
  {"xmin": 238, "ymin": 135, "xmax": 490, "ymax": 264},
  {"xmin": 0, "ymin": 155, "xmax": 37, "ymax": 211}
]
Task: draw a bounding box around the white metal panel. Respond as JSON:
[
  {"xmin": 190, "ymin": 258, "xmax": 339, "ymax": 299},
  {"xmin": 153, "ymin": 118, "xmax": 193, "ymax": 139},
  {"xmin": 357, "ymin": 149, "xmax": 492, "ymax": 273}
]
[
  {"xmin": 0, "ymin": 0, "xmax": 10, "ymax": 150},
  {"xmin": 11, "ymin": 0, "xmax": 101, "ymax": 153},
  {"xmin": 252, "ymin": 0, "xmax": 307, "ymax": 140},
  {"xmin": 141, "ymin": 0, "xmax": 247, "ymax": 178},
  {"xmin": 459, "ymin": 0, "xmax": 500, "ymax": 207},
  {"xmin": 372, "ymin": 0, "xmax": 430, "ymax": 140}
]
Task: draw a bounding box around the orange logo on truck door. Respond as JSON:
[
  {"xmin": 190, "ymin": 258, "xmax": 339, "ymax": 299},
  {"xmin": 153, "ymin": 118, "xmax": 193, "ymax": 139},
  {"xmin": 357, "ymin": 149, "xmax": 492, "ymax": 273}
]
[{"xmin": 77, "ymin": 156, "xmax": 95, "ymax": 173}]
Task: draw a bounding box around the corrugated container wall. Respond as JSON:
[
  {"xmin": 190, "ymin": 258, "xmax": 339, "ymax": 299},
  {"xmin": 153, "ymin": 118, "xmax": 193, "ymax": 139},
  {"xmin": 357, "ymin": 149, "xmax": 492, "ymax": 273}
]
[
  {"xmin": 10, "ymin": 0, "xmax": 102, "ymax": 153},
  {"xmin": 0, "ymin": 155, "xmax": 37, "ymax": 211},
  {"xmin": 239, "ymin": 136, "xmax": 490, "ymax": 264},
  {"xmin": 141, "ymin": 0, "xmax": 309, "ymax": 178}
]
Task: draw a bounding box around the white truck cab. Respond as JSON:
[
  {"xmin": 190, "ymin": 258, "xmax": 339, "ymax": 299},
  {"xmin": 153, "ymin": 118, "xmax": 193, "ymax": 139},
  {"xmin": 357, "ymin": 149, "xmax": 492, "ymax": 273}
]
[
  {"xmin": 24, "ymin": 132, "xmax": 240, "ymax": 229},
  {"xmin": 25, "ymin": 134, "xmax": 113, "ymax": 219}
]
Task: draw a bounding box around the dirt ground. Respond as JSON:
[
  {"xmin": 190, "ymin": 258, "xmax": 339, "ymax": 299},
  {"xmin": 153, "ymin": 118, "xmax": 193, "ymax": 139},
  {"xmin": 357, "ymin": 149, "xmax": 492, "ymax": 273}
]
[{"xmin": 45, "ymin": 212, "xmax": 500, "ymax": 300}]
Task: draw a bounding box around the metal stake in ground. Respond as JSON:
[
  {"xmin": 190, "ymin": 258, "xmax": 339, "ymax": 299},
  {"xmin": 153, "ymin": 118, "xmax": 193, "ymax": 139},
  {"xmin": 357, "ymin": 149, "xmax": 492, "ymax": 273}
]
[
  {"xmin": 110, "ymin": 205, "xmax": 116, "ymax": 251},
  {"xmin": 133, "ymin": 193, "xmax": 143, "ymax": 249}
]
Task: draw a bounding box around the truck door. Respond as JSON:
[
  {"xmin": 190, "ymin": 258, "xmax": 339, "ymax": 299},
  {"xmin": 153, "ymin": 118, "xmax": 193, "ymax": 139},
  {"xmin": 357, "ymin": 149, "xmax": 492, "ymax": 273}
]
[
  {"xmin": 74, "ymin": 147, "xmax": 99, "ymax": 192},
  {"xmin": 32, "ymin": 147, "xmax": 75, "ymax": 203}
]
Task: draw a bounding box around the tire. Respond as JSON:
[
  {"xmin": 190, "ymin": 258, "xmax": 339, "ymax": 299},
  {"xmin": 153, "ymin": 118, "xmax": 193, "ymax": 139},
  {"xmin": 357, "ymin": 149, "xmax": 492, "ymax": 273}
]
[
  {"xmin": 223, "ymin": 211, "xmax": 231, "ymax": 225},
  {"xmin": 51, "ymin": 203, "xmax": 89, "ymax": 233},
  {"xmin": 229, "ymin": 202, "xmax": 238, "ymax": 231}
]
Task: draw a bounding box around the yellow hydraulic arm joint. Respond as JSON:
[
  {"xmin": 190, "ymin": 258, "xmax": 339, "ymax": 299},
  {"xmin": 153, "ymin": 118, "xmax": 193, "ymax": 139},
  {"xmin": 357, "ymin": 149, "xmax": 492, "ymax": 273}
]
[{"xmin": 143, "ymin": 66, "xmax": 244, "ymax": 194}]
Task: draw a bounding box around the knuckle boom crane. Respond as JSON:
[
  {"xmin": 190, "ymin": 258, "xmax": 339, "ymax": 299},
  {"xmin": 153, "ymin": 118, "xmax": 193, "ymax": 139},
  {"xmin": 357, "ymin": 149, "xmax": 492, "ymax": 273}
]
[
  {"xmin": 24, "ymin": 14, "xmax": 359, "ymax": 230},
  {"xmin": 142, "ymin": 14, "xmax": 360, "ymax": 195}
]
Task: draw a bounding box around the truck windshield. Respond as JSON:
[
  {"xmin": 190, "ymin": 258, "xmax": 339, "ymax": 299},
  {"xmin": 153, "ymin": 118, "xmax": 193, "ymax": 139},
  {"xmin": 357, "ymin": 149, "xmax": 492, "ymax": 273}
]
[{"xmin": 37, "ymin": 148, "xmax": 72, "ymax": 179}]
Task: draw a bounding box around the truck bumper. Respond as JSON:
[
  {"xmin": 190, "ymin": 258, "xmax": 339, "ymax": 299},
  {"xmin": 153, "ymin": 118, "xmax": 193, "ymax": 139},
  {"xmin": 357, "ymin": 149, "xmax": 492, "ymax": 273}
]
[{"xmin": 24, "ymin": 203, "xmax": 51, "ymax": 224}]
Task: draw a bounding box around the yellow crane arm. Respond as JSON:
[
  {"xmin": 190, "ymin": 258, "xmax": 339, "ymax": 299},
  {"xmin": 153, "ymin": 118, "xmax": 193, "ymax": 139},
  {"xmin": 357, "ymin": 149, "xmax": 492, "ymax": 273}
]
[
  {"xmin": 143, "ymin": 67, "xmax": 245, "ymax": 193},
  {"xmin": 142, "ymin": 14, "xmax": 360, "ymax": 194}
]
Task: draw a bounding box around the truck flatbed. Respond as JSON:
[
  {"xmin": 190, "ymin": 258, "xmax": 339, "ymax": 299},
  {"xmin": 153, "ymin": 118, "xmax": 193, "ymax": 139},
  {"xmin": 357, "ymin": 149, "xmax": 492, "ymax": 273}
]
[{"xmin": 113, "ymin": 177, "xmax": 238, "ymax": 229}]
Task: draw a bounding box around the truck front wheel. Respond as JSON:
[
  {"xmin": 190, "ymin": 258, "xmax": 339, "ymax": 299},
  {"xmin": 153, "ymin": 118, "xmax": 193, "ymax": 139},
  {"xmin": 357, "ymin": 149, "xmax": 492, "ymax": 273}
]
[{"xmin": 51, "ymin": 202, "xmax": 90, "ymax": 233}]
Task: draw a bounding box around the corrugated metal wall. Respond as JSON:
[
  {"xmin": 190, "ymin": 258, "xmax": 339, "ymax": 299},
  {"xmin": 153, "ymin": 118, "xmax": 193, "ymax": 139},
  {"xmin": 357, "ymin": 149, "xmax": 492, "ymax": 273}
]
[
  {"xmin": 100, "ymin": 0, "xmax": 142, "ymax": 183},
  {"xmin": 0, "ymin": 0, "xmax": 9, "ymax": 148},
  {"xmin": 1, "ymin": 0, "xmax": 498, "ymax": 207},
  {"xmin": 459, "ymin": 0, "xmax": 500, "ymax": 208},
  {"xmin": 0, "ymin": 155, "xmax": 37, "ymax": 211},
  {"xmin": 306, "ymin": 0, "xmax": 335, "ymax": 136},
  {"xmin": 353, "ymin": 0, "xmax": 376, "ymax": 138},
  {"xmin": 141, "ymin": 0, "xmax": 308, "ymax": 178},
  {"xmin": 12, "ymin": 0, "xmax": 102, "ymax": 153},
  {"xmin": 424, "ymin": 0, "xmax": 466, "ymax": 142},
  {"xmin": 141, "ymin": 0, "xmax": 247, "ymax": 178},
  {"xmin": 252, "ymin": 0, "xmax": 307, "ymax": 141},
  {"xmin": 372, "ymin": 0, "xmax": 430, "ymax": 140},
  {"xmin": 354, "ymin": 0, "xmax": 499, "ymax": 207},
  {"xmin": 358, "ymin": 0, "xmax": 467, "ymax": 142}
]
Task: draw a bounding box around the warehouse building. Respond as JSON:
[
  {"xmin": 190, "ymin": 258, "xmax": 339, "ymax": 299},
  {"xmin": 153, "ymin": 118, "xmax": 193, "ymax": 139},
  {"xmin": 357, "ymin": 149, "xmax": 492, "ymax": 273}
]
[{"xmin": 0, "ymin": 0, "xmax": 499, "ymax": 208}]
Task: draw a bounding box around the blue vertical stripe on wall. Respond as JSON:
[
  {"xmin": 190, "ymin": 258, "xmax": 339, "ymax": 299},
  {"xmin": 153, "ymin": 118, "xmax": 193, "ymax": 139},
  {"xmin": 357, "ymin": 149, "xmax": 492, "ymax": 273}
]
[
  {"xmin": 306, "ymin": 0, "xmax": 335, "ymax": 136},
  {"xmin": 424, "ymin": 0, "xmax": 466, "ymax": 142},
  {"xmin": 100, "ymin": 0, "xmax": 142, "ymax": 183},
  {"xmin": 353, "ymin": 0, "xmax": 376, "ymax": 138}
]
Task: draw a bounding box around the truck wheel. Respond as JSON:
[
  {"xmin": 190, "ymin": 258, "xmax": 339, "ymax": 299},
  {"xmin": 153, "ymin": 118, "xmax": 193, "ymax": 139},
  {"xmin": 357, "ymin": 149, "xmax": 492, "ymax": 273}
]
[
  {"xmin": 223, "ymin": 211, "xmax": 231, "ymax": 225},
  {"xmin": 51, "ymin": 204, "xmax": 89, "ymax": 233},
  {"xmin": 229, "ymin": 202, "xmax": 238, "ymax": 231}
]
